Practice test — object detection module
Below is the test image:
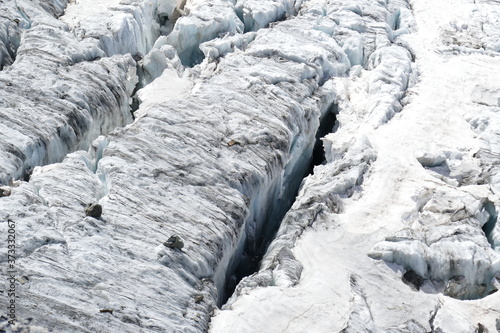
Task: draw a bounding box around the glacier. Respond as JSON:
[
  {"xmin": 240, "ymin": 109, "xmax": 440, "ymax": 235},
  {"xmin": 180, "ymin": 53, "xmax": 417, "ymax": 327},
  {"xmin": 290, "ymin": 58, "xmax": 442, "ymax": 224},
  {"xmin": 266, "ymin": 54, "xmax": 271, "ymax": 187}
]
[{"xmin": 1, "ymin": 0, "xmax": 500, "ymax": 332}]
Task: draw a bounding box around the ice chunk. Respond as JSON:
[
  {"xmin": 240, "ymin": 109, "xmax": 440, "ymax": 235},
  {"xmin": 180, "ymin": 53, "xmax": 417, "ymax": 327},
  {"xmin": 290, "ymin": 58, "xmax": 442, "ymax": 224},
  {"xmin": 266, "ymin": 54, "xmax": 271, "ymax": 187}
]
[
  {"xmin": 342, "ymin": 33, "xmax": 364, "ymax": 66},
  {"xmin": 416, "ymin": 149, "xmax": 447, "ymax": 167},
  {"xmin": 200, "ymin": 32, "xmax": 257, "ymax": 62},
  {"xmin": 140, "ymin": 41, "xmax": 183, "ymax": 85},
  {"xmin": 167, "ymin": 1, "xmax": 244, "ymax": 65},
  {"xmin": 369, "ymin": 188, "xmax": 500, "ymax": 300},
  {"xmin": 61, "ymin": 0, "xmax": 161, "ymax": 57}
]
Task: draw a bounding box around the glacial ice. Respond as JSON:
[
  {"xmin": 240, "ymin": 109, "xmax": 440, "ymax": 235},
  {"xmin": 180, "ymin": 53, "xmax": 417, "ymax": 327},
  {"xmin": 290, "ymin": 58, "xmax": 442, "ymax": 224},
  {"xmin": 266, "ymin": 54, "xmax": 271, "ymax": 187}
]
[
  {"xmin": 166, "ymin": 0, "xmax": 244, "ymax": 65},
  {"xmin": 235, "ymin": 0, "xmax": 304, "ymax": 32},
  {"xmin": 0, "ymin": 0, "xmax": 143, "ymax": 185},
  {"xmin": 2, "ymin": 0, "xmax": 500, "ymax": 332}
]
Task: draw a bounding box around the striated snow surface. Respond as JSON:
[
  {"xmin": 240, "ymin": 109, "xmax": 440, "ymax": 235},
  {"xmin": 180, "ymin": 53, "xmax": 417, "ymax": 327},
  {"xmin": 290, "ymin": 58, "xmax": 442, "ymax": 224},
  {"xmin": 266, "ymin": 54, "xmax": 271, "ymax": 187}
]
[{"xmin": 0, "ymin": 0, "xmax": 499, "ymax": 332}]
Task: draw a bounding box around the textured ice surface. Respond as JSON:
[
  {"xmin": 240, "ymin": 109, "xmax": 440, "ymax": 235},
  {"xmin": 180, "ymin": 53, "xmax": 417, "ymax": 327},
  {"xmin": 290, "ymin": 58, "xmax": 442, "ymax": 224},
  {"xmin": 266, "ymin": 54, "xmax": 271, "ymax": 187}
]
[
  {"xmin": 139, "ymin": 39, "xmax": 183, "ymax": 86},
  {"xmin": 61, "ymin": 0, "xmax": 160, "ymax": 57},
  {"xmin": 2, "ymin": 0, "xmax": 500, "ymax": 332},
  {"xmin": 0, "ymin": 0, "xmax": 138, "ymax": 184},
  {"xmin": 166, "ymin": 0, "xmax": 244, "ymax": 66}
]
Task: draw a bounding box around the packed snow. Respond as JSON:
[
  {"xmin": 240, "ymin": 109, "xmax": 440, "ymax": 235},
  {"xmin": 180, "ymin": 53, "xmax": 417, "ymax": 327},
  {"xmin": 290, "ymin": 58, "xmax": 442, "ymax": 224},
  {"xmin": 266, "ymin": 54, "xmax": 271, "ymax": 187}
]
[{"xmin": 1, "ymin": 0, "xmax": 499, "ymax": 332}]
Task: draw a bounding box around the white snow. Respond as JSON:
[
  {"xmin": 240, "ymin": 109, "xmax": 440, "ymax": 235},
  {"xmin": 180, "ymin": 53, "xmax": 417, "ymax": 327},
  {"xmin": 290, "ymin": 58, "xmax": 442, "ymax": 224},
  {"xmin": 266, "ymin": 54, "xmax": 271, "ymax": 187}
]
[{"xmin": 135, "ymin": 67, "xmax": 193, "ymax": 116}]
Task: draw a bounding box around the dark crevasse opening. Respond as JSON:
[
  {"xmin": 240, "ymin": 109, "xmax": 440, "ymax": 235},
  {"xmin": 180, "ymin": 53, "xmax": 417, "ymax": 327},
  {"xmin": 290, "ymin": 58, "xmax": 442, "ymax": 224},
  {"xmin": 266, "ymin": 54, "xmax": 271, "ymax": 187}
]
[
  {"xmin": 482, "ymin": 200, "xmax": 497, "ymax": 249},
  {"xmin": 234, "ymin": 7, "xmax": 245, "ymax": 32},
  {"xmin": 178, "ymin": 46, "xmax": 205, "ymax": 67},
  {"xmin": 219, "ymin": 103, "xmax": 338, "ymax": 306},
  {"xmin": 219, "ymin": 164, "xmax": 300, "ymax": 307},
  {"xmin": 129, "ymin": 62, "xmax": 144, "ymax": 119},
  {"xmin": 309, "ymin": 103, "xmax": 338, "ymax": 174}
]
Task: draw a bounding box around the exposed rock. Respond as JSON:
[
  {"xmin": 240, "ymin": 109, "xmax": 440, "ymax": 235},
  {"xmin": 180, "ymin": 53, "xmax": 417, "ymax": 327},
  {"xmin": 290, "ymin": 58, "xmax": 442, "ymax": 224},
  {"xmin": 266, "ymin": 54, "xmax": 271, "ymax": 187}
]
[
  {"xmin": 85, "ymin": 203, "xmax": 102, "ymax": 218},
  {"xmin": 402, "ymin": 270, "xmax": 425, "ymax": 291},
  {"xmin": 475, "ymin": 322, "xmax": 489, "ymax": 333},
  {"xmin": 163, "ymin": 235, "xmax": 184, "ymax": 250}
]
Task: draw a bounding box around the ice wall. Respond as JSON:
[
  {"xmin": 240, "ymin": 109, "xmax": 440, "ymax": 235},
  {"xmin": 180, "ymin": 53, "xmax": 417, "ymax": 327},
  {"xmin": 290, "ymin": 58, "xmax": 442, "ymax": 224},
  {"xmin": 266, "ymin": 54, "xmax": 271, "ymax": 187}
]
[{"xmin": 61, "ymin": 0, "xmax": 160, "ymax": 57}]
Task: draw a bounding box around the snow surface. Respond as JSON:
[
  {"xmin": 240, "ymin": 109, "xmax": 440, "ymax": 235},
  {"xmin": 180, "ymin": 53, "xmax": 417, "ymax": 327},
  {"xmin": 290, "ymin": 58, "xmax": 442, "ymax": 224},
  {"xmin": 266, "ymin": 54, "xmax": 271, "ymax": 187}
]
[{"xmin": 1, "ymin": 0, "xmax": 500, "ymax": 332}]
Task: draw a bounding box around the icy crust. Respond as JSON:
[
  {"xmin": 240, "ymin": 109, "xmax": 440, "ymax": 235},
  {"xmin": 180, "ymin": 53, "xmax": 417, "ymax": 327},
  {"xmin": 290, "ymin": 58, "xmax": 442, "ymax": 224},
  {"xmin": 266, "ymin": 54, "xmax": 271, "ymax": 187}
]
[
  {"xmin": 0, "ymin": 1, "xmax": 138, "ymax": 185},
  {"xmin": 0, "ymin": 10, "xmax": 352, "ymax": 333}
]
